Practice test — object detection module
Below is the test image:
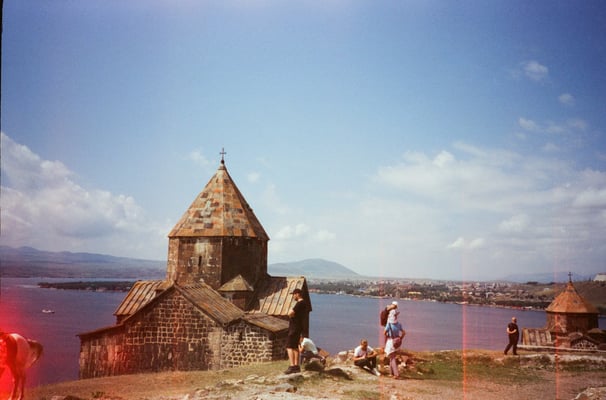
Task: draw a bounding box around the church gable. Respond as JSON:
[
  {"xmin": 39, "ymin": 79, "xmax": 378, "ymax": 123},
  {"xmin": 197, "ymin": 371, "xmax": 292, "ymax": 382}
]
[{"xmin": 114, "ymin": 280, "xmax": 170, "ymax": 323}]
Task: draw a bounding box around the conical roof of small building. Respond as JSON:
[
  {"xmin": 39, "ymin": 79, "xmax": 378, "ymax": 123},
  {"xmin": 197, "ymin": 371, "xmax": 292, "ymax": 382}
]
[
  {"xmin": 169, "ymin": 160, "xmax": 269, "ymax": 239},
  {"xmin": 218, "ymin": 274, "xmax": 254, "ymax": 292},
  {"xmin": 545, "ymin": 280, "xmax": 598, "ymax": 314}
]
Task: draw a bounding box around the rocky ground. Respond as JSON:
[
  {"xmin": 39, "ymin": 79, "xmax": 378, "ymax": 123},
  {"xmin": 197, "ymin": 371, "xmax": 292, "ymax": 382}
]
[{"xmin": 16, "ymin": 350, "xmax": 606, "ymax": 400}]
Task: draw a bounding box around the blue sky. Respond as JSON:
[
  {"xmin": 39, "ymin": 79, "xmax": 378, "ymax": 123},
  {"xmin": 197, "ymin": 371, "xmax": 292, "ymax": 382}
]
[{"xmin": 2, "ymin": 1, "xmax": 606, "ymax": 281}]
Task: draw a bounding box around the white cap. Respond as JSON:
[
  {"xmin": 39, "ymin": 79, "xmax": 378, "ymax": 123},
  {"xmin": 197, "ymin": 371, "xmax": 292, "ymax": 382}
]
[{"xmin": 392, "ymin": 301, "xmax": 398, "ymax": 307}]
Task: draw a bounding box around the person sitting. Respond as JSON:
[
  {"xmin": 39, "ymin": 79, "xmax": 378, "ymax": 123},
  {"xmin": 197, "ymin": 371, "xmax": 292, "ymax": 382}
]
[
  {"xmin": 298, "ymin": 335, "xmax": 326, "ymax": 366},
  {"xmin": 352, "ymin": 338, "xmax": 380, "ymax": 376}
]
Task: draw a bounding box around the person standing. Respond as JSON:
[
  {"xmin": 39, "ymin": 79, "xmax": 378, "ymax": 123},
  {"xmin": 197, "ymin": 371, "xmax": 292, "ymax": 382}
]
[
  {"xmin": 387, "ymin": 301, "xmax": 399, "ymax": 326},
  {"xmin": 380, "ymin": 302, "xmax": 398, "ymax": 326},
  {"xmin": 353, "ymin": 338, "xmax": 381, "ymax": 376},
  {"xmin": 384, "ymin": 314, "xmax": 405, "ymax": 379},
  {"xmin": 504, "ymin": 317, "xmax": 519, "ymax": 355},
  {"xmin": 285, "ymin": 288, "xmax": 308, "ymax": 374}
]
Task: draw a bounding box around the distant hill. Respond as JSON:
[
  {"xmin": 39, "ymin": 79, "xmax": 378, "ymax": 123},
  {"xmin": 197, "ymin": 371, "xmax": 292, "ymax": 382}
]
[
  {"xmin": 268, "ymin": 258, "xmax": 359, "ymax": 279},
  {"xmin": 502, "ymin": 270, "xmax": 597, "ymax": 283},
  {"xmin": 0, "ymin": 246, "xmax": 358, "ymax": 280},
  {"xmin": 0, "ymin": 246, "xmax": 165, "ymax": 279}
]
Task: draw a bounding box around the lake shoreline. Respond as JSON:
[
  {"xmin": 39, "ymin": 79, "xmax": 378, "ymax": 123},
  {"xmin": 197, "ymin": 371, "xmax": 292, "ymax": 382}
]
[
  {"xmin": 33, "ymin": 279, "xmax": 566, "ymax": 313},
  {"xmin": 2, "ymin": 277, "xmax": 605, "ymax": 387}
]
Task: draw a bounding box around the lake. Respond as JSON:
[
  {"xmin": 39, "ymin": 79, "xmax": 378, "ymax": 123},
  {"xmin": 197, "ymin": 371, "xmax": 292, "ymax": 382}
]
[{"xmin": 1, "ymin": 277, "xmax": 604, "ymax": 388}]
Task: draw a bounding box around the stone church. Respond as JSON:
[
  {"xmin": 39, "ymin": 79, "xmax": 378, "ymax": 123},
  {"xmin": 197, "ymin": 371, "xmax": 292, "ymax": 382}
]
[
  {"xmin": 78, "ymin": 157, "xmax": 311, "ymax": 378},
  {"xmin": 522, "ymin": 276, "xmax": 604, "ymax": 350}
]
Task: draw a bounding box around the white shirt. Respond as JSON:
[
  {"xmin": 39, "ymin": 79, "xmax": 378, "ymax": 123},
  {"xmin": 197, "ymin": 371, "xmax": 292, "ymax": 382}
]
[
  {"xmin": 388, "ymin": 309, "xmax": 399, "ymax": 324},
  {"xmin": 354, "ymin": 344, "xmax": 374, "ymax": 358},
  {"xmin": 300, "ymin": 337, "xmax": 318, "ymax": 354}
]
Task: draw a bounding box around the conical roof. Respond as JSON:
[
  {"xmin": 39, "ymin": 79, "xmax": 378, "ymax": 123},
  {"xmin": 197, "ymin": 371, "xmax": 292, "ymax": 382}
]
[
  {"xmin": 218, "ymin": 274, "xmax": 254, "ymax": 292},
  {"xmin": 545, "ymin": 280, "xmax": 598, "ymax": 314},
  {"xmin": 169, "ymin": 160, "xmax": 269, "ymax": 240}
]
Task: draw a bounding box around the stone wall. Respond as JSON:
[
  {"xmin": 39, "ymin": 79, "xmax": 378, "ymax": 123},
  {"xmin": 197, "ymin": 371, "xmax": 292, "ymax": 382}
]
[
  {"xmin": 79, "ymin": 289, "xmax": 287, "ymax": 379},
  {"xmin": 166, "ymin": 237, "xmax": 223, "ymax": 287},
  {"xmin": 80, "ymin": 290, "xmax": 216, "ymax": 378},
  {"xmin": 546, "ymin": 312, "xmax": 599, "ymax": 335},
  {"xmin": 220, "ymin": 321, "xmax": 287, "ymax": 369},
  {"xmin": 220, "ymin": 237, "xmax": 268, "ymax": 288},
  {"xmin": 166, "ymin": 237, "xmax": 267, "ymax": 290}
]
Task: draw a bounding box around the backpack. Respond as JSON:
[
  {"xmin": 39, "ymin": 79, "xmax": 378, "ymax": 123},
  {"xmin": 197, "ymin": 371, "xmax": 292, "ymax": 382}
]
[{"xmin": 380, "ymin": 308, "xmax": 389, "ymax": 326}]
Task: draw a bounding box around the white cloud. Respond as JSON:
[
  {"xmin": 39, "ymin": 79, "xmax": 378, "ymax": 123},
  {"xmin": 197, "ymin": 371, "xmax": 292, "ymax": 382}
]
[
  {"xmin": 545, "ymin": 122, "xmax": 566, "ymax": 134},
  {"xmin": 187, "ymin": 150, "xmax": 211, "ymax": 167},
  {"xmin": 468, "ymin": 238, "xmax": 485, "ymax": 249},
  {"xmin": 521, "ymin": 60, "xmax": 549, "ymax": 82},
  {"xmin": 446, "ymin": 237, "xmax": 485, "ymax": 250},
  {"xmin": 3, "ymin": 132, "xmax": 606, "ymax": 281},
  {"xmin": 558, "ymin": 93, "xmax": 575, "ymax": 106},
  {"xmin": 375, "ymin": 145, "xmax": 533, "ymax": 213},
  {"xmin": 498, "ymin": 214, "xmax": 529, "ymax": 233},
  {"xmin": 273, "ymin": 223, "xmax": 334, "ymax": 243},
  {"xmin": 432, "ymin": 151, "xmax": 455, "ymax": 167},
  {"xmin": 542, "ymin": 142, "xmax": 559, "ymax": 152},
  {"xmin": 247, "ymin": 172, "xmax": 260, "ymax": 183},
  {"xmin": 260, "ymin": 183, "xmax": 291, "ymax": 215},
  {"xmin": 274, "ymin": 223, "xmax": 310, "ymax": 240},
  {"xmin": 519, "ymin": 117, "xmax": 540, "ymax": 132},
  {"xmin": 0, "ymin": 132, "xmax": 166, "ymax": 259},
  {"xmin": 367, "ymin": 142, "xmax": 606, "ymax": 279},
  {"xmin": 518, "ymin": 117, "xmax": 588, "ymax": 136},
  {"xmin": 447, "ymin": 237, "xmax": 465, "ymax": 249},
  {"xmin": 572, "ymin": 188, "xmax": 606, "ymax": 209},
  {"xmin": 314, "ymin": 229, "xmax": 336, "ymax": 242},
  {"xmin": 567, "ymin": 118, "xmax": 587, "ymax": 131}
]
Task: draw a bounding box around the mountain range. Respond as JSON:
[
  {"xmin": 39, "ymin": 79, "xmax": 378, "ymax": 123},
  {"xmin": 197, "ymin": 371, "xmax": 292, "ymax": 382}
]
[
  {"xmin": 1, "ymin": 246, "xmax": 594, "ymax": 282},
  {"xmin": 268, "ymin": 258, "xmax": 360, "ymax": 278},
  {"xmin": 0, "ymin": 246, "xmax": 166, "ymax": 279},
  {"xmin": 0, "ymin": 246, "xmax": 359, "ymax": 280}
]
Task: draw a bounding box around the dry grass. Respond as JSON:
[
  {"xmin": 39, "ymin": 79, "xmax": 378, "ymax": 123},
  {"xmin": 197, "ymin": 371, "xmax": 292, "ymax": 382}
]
[
  {"xmin": 20, "ymin": 361, "xmax": 287, "ymax": 399},
  {"xmin": 11, "ymin": 350, "xmax": 606, "ymax": 400}
]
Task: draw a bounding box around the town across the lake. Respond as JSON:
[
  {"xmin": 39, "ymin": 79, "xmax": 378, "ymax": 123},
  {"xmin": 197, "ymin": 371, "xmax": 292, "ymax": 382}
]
[{"xmin": 38, "ymin": 275, "xmax": 606, "ymax": 314}]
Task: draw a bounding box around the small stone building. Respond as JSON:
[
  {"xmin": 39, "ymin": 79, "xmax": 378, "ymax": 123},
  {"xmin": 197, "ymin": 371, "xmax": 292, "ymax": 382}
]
[
  {"xmin": 78, "ymin": 158, "xmax": 311, "ymax": 378},
  {"xmin": 522, "ymin": 277, "xmax": 604, "ymax": 350}
]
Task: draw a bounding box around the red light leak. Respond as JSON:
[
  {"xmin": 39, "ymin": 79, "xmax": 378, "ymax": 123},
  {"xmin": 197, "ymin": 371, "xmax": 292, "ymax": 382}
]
[{"xmin": 1, "ymin": 293, "xmax": 42, "ymax": 393}]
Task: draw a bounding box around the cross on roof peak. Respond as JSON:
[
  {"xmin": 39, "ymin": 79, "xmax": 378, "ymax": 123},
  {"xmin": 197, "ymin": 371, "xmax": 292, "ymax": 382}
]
[{"xmin": 220, "ymin": 148, "xmax": 227, "ymax": 164}]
